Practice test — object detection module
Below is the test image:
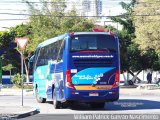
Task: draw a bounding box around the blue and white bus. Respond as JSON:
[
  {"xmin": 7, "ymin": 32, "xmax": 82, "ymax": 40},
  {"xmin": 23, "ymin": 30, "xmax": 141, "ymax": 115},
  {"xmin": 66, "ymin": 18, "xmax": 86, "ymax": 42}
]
[{"xmin": 30, "ymin": 30, "xmax": 120, "ymax": 109}]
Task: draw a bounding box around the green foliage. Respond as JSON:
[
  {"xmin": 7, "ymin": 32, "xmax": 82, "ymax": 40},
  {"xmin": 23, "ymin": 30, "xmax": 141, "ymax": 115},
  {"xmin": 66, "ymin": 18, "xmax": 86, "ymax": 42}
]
[
  {"xmin": 0, "ymin": 0, "xmax": 94, "ymax": 75},
  {"xmin": 109, "ymin": 1, "xmax": 136, "ymax": 72},
  {"xmin": 2, "ymin": 64, "xmax": 13, "ymax": 71},
  {"xmin": 26, "ymin": 0, "xmax": 94, "ymax": 52},
  {"xmin": 104, "ymin": 25, "xmax": 117, "ymax": 32},
  {"xmin": 11, "ymin": 73, "xmax": 21, "ymax": 87},
  {"xmin": 0, "ymin": 31, "xmax": 20, "ymax": 72},
  {"xmin": 127, "ymin": 43, "xmax": 141, "ymax": 71},
  {"xmin": 10, "ymin": 24, "xmax": 34, "ymax": 55},
  {"xmin": 108, "ymin": 0, "xmax": 160, "ymax": 72},
  {"xmin": 11, "ymin": 73, "xmax": 26, "ymax": 88},
  {"xmin": 0, "ymin": 31, "xmax": 15, "ymax": 48},
  {"xmin": 134, "ymin": 0, "xmax": 160, "ymax": 54},
  {"xmin": 141, "ymin": 49, "xmax": 160, "ymax": 71}
]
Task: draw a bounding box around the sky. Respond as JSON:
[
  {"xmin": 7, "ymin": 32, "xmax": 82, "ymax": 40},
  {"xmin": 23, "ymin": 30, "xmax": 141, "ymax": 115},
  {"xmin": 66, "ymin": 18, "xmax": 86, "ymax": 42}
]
[
  {"xmin": 103, "ymin": 0, "xmax": 130, "ymax": 16},
  {"xmin": 0, "ymin": 0, "xmax": 131, "ymax": 31},
  {"xmin": 0, "ymin": 0, "xmax": 28, "ymax": 31}
]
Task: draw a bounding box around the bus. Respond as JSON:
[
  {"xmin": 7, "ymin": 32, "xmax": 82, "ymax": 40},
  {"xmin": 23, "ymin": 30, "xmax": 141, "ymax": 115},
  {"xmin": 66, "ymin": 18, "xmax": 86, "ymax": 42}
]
[{"xmin": 29, "ymin": 30, "xmax": 120, "ymax": 109}]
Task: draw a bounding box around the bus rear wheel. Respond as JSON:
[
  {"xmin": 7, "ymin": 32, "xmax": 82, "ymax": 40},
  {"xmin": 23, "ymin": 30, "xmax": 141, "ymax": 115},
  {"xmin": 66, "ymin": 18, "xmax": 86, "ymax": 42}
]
[
  {"xmin": 90, "ymin": 102, "xmax": 105, "ymax": 108},
  {"xmin": 53, "ymin": 89, "xmax": 61, "ymax": 109},
  {"xmin": 35, "ymin": 87, "xmax": 46, "ymax": 103}
]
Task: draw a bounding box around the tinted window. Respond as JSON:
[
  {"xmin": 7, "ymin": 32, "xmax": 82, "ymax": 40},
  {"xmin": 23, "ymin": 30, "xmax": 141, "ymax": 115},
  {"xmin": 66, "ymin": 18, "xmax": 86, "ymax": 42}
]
[
  {"xmin": 37, "ymin": 47, "xmax": 47, "ymax": 66},
  {"xmin": 71, "ymin": 34, "xmax": 116, "ymax": 52},
  {"xmin": 36, "ymin": 40, "xmax": 64, "ymax": 66}
]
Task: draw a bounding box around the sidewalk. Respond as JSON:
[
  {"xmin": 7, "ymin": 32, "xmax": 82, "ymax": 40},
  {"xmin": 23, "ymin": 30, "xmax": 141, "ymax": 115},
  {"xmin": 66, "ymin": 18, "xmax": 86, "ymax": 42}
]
[
  {"xmin": 0, "ymin": 88, "xmax": 33, "ymax": 96},
  {"xmin": 0, "ymin": 88, "xmax": 37, "ymax": 119},
  {"xmin": 120, "ymin": 87, "xmax": 160, "ymax": 96}
]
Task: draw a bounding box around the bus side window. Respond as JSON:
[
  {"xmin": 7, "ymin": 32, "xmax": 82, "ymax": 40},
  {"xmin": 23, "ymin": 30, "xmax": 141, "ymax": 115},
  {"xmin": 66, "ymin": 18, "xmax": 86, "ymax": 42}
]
[
  {"xmin": 34, "ymin": 48, "xmax": 40, "ymax": 70},
  {"xmin": 28, "ymin": 55, "xmax": 35, "ymax": 74},
  {"xmin": 57, "ymin": 40, "xmax": 64, "ymax": 62},
  {"xmin": 37, "ymin": 48, "xmax": 46, "ymax": 66}
]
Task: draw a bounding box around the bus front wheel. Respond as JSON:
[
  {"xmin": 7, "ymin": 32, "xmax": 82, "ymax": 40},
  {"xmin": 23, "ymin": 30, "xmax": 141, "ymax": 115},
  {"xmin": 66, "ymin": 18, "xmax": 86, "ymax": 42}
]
[
  {"xmin": 53, "ymin": 89, "xmax": 61, "ymax": 109},
  {"xmin": 35, "ymin": 87, "xmax": 46, "ymax": 103}
]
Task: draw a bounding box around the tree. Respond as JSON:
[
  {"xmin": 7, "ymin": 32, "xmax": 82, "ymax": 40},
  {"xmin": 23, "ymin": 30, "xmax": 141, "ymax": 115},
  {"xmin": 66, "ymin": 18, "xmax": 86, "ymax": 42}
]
[
  {"xmin": 17, "ymin": 0, "xmax": 94, "ymax": 80},
  {"xmin": 25, "ymin": 0, "xmax": 94, "ymax": 50},
  {"xmin": 0, "ymin": 31, "xmax": 19, "ymax": 73},
  {"xmin": 106, "ymin": 0, "xmax": 160, "ymax": 85},
  {"xmin": 108, "ymin": 0, "xmax": 143, "ymax": 84},
  {"xmin": 133, "ymin": 0, "xmax": 160, "ymax": 55},
  {"xmin": 0, "ymin": 0, "xmax": 94, "ymax": 79},
  {"xmin": 9, "ymin": 24, "xmax": 34, "ymax": 82}
]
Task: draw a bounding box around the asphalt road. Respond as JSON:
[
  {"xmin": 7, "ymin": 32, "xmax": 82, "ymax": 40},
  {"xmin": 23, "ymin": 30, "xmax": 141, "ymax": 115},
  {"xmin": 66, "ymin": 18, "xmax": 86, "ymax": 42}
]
[{"xmin": 0, "ymin": 93, "xmax": 160, "ymax": 120}]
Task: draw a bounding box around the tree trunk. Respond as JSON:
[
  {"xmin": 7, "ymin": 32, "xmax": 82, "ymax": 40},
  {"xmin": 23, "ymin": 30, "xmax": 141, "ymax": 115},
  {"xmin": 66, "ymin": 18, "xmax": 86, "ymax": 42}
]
[
  {"xmin": 123, "ymin": 72, "xmax": 127, "ymax": 81},
  {"xmin": 123, "ymin": 72, "xmax": 129, "ymax": 85},
  {"xmin": 128, "ymin": 70, "xmax": 142, "ymax": 83}
]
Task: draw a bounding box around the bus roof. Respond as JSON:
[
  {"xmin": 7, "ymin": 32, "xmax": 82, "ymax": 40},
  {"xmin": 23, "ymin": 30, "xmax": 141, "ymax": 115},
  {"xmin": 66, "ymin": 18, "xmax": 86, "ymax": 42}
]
[
  {"xmin": 37, "ymin": 34, "xmax": 66, "ymax": 48},
  {"xmin": 73, "ymin": 32, "xmax": 112, "ymax": 36},
  {"xmin": 37, "ymin": 32, "xmax": 115, "ymax": 48}
]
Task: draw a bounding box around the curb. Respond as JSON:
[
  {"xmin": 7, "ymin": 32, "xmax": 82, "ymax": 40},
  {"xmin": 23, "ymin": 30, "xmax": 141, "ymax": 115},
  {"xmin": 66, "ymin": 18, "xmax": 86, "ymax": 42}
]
[
  {"xmin": 1, "ymin": 108, "xmax": 40, "ymax": 119},
  {"xmin": 16, "ymin": 108, "xmax": 40, "ymax": 119}
]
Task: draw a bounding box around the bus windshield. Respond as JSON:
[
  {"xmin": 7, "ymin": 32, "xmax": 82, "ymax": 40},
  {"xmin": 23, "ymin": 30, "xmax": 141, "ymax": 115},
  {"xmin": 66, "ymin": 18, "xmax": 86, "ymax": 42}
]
[{"xmin": 70, "ymin": 34, "xmax": 117, "ymax": 52}]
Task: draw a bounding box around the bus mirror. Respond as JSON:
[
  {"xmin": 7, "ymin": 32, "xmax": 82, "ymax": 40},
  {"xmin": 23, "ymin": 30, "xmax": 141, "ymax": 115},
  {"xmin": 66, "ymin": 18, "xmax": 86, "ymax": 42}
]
[{"xmin": 28, "ymin": 55, "xmax": 35, "ymax": 70}]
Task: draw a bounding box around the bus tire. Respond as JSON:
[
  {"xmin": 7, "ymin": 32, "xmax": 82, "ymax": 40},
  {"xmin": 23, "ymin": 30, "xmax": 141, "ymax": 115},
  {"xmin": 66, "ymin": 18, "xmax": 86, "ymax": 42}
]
[
  {"xmin": 53, "ymin": 89, "xmax": 61, "ymax": 109},
  {"xmin": 90, "ymin": 102, "xmax": 105, "ymax": 108},
  {"xmin": 35, "ymin": 87, "xmax": 46, "ymax": 103}
]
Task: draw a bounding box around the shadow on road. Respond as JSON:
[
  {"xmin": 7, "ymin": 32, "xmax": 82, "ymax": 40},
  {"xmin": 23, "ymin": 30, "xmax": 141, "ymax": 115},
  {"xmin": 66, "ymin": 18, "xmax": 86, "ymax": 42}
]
[
  {"xmin": 71, "ymin": 99, "xmax": 160, "ymax": 111},
  {"xmin": 106, "ymin": 99, "xmax": 160, "ymax": 111}
]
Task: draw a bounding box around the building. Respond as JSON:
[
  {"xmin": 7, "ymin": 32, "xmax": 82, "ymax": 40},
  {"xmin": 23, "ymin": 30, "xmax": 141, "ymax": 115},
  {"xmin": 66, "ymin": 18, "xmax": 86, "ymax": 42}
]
[
  {"xmin": 65, "ymin": 0, "xmax": 102, "ymax": 17},
  {"xmin": 65, "ymin": 0, "xmax": 124, "ymax": 29},
  {"xmin": 96, "ymin": 0, "xmax": 102, "ymax": 16}
]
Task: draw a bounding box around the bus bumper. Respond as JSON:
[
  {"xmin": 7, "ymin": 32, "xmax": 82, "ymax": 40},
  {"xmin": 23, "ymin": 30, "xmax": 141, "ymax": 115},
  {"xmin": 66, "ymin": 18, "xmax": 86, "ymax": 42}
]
[{"xmin": 64, "ymin": 88, "xmax": 119, "ymax": 102}]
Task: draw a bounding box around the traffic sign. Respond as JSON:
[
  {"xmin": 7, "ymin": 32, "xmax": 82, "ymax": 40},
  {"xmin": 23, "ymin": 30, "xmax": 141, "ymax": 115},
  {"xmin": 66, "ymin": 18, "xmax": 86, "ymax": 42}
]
[
  {"xmin": 15, "ymin": 37, "xmax": 29, "ymax": 50},
  {"xmin": 15, "ymin": 37, "xmax": 29, "ymax": 106}
]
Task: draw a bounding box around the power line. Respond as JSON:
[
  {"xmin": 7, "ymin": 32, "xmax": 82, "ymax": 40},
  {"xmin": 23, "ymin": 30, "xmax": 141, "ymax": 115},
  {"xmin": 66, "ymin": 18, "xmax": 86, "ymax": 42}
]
[
  {"xmin": 0, "ymin": 19, "xmax": 27, "ymax": 21},
  {"xmin": 0, "ymin": 1, "xmax": 131, "ymax": 3},
  {"xmin": 0, "ymin": 12, "xmax": 160, "ymax": 16},
  {"xmin": 0, "ymin": 9, "xmax": 27, "ymax": 12},
  {"xmin": 0, "ymin": 0, "xmax": 132, "ymax": 4},
  {"xmin": 0, "ymin": 1, "xmax": 100, "ymax": 4},
  {"xmin": 0, "ymin": 1, "xmax": 66, "ymax": 3}
]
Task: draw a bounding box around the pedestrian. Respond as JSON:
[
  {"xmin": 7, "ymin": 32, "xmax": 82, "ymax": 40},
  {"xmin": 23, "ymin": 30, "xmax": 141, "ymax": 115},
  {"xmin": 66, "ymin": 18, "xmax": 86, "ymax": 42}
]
[{"xmin": 147, "ymin": 72, "xmax": 152, "ymax": 84}]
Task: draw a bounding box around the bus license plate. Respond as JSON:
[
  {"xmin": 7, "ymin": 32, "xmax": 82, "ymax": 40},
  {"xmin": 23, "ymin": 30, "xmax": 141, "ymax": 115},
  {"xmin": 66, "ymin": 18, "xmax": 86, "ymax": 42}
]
[{"xmin": 89, "ymin": 92, "xmax": 99, "ymax": 96}]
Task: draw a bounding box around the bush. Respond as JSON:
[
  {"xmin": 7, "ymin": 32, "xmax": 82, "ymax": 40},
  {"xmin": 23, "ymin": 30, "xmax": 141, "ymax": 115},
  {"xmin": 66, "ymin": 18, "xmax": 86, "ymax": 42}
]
[{"xmin": 11, "ymin": 73, "xmax": 26, "ymax": 88}]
